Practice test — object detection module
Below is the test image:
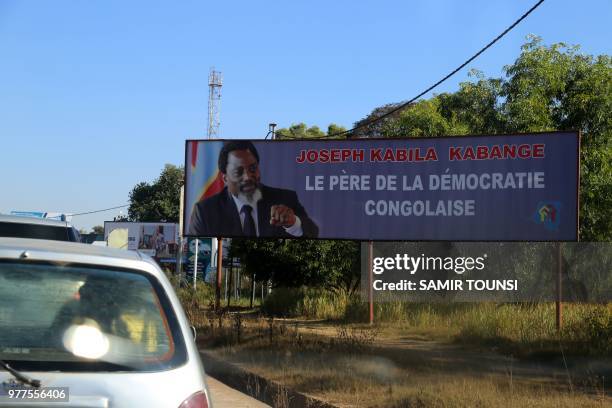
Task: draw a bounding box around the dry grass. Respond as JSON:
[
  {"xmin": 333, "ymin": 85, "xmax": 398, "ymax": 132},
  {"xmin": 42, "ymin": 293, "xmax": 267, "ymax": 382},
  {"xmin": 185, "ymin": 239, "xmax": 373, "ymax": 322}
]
[
  {"xmin": 217, "ymin": 347, "xmax": 608, "ymax": 407},
  {"xmin": 197, "ymin": 316, "xmax": 610, "ymax": 407},
  {"xmin": 259, "ymin": 289, "xmax": 612, "ymax": 357}
]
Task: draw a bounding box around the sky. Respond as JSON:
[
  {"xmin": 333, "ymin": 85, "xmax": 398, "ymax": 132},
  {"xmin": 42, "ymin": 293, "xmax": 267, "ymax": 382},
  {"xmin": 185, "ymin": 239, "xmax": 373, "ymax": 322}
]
[{"xmin": 1, "ymin": 0, "xmax": 610, "ymax": 232}]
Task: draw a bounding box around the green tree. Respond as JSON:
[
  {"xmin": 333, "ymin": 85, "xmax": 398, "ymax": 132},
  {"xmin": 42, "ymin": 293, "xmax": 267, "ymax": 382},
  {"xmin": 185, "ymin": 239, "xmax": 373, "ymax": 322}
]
[
  {"xmin": 327, "ymin": 123, "xmax": 348, "ymax": 137},
  {"xmin": 92, "ymin": 225, "xmax": 104, "ymax": 234},
  {"xmin": 382, "ymin": 98, "xmax": 469, "ymax": 138},
  {"xmin": 128, "ymin": 164, "xmax": 184, "ymax": 222},
  {"xmin": 230, "ymin": 239, "xmax": 360, "ymax": 293},
  {"xmin": 352, "ymin": 103, "xmax": 407, "ymax": 139},
  {"xmin": 437, "ymin": 70, "xmax": 505, "ymax": 135},
  {"xmin": 499, "ymin": 37, "xmax": 611, "ymax": 240},
  {"xmin": 369, "ymin": 36, "xmax": 610, "ymax": 240},
  {"xmin": 276, "ymin": 123, "xmax": 346, "ymax": 139}
]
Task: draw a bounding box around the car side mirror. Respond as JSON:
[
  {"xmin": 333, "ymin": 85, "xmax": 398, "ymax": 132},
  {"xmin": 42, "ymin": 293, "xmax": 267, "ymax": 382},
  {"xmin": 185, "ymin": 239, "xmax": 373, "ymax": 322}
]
[{"xmin": 190, "ymin": 325, "xmax": 197, "ymax": 341}]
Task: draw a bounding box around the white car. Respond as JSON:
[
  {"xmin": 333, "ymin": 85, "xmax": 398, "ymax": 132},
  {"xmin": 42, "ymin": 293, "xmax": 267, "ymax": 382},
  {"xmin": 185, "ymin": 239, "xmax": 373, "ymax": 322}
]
[{"xmin": 0, "ymin": 238, "xmax": 211, "ymax": 407}]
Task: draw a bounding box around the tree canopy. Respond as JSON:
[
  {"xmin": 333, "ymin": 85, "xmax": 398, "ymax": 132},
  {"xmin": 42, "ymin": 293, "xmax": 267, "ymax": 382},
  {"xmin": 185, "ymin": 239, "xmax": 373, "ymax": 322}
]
[
  {"xmin": 275, "ymin": 123, "xmax": 347, "ymax": 139},
  {"xmin": 128, "ymin": 164, "xmax": 184, "ymax": 222},
  {"xmin": 373, "ymin": 36, "xmax": 610, "ymax": 240}
]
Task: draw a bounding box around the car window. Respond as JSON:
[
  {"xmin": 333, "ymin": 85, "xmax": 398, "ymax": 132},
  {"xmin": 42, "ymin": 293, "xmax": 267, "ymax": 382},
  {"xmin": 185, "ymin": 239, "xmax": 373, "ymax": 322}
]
[
  {"xmin": 0, "ymin": 261, "xmax": 187, "ymax": 372},
  {"xmin": 68, "ymin": 227, "xmax": 81, "ymax": 242},
  {"xmin": 0, "ymin": 222, "xmax": 75, "ymax": 242}
]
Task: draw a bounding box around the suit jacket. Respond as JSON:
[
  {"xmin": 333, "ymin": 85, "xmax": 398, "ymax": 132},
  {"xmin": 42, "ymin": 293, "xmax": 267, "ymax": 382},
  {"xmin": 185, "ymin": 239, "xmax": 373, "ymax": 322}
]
[{"xmin": 188, "ymin": 185, "xmax": 319, "ymax": 238}]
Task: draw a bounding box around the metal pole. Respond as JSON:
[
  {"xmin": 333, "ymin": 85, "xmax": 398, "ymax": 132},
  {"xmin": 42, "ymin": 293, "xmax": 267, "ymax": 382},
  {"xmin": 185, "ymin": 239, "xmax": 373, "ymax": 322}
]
[
  {"xmin": 368, "ymin": 240, "xmax": 374, "ymax": 325},
  {"xmin": 251, "ymin": 272, "xmax": 256, "ymax": 308},
  {"xmin": 265, "ymin": 123, "xmax": 277, "ymax": 140},
  {"xmin": 236, "ymin": 266, "xmax": 240, "ymax": 300},
  {"xmin": 226, "ymin": 257, "xmax": 232, "ymax": 307},
  {"xmin": 270, "ymin": 123, "xmax": 276, "ymax": 140},
  {"xmin": 178, "ymin": 186, "xmax": 184, "ymax": 281},
  {"xmin": 556, "ymin": 242, "xmax": 563, "ymax": 331},
  {"xmin": 193, "ymin": 239, "xmax": 198, "ymax": 290},
  {"xmin": 176, "ymin": 236, "xmax": 183, "ymax": 283},
  {"xmin": 215, "ymin": 237, "xmax": 223, "ymax": 310}
]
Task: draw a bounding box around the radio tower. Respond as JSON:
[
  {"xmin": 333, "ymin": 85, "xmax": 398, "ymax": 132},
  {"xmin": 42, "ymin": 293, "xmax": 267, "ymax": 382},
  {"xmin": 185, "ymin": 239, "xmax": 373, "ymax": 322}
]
[{"xmin": 207, "ymin": 68, "xmax": 223, "ymax": 139}]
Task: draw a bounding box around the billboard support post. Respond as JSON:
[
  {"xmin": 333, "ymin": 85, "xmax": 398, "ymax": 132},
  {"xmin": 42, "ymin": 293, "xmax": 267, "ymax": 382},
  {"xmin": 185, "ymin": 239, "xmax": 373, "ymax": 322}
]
[
  {"xmin": 556, "ymin": 242, "xmax": 563, "ymax": 331},
  {"xmin": 251, "ymin": 272, "xmax": 256, "ymax": 308},
  {"xmin": 227, "ymin": 259, "xmax": 232, "ymax": 307},
  {"xmin": 215, "ymin": 237, "xmax": 223, "ymax": 310},
  {"xmin": 177, "ymin": 236, "xmax": 184, "ymax": 282},
  {"xmin": 193, "ymin": 239, "xmax": 199, "ymax": 290},
  {"xmin": 368, "ymin": 240, "xmax": 374, "ymax": 325},
  {"xmin": 178, "ymin": 186, "xmax": 184, "ymax": 280}
]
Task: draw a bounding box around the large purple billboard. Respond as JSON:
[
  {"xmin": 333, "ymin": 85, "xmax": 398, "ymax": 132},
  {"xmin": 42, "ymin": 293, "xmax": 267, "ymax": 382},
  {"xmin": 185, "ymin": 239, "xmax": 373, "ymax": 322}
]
[{"xmin": 184, "ymin": 132, "xmax": 579, "ymax": 241}]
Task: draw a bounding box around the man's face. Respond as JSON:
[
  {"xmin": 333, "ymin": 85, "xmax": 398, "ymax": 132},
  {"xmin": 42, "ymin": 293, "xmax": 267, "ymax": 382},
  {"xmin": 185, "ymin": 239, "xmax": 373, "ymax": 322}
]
[{"xmin": 223, "ymin": 149, "xmax": 261, "ymax": 197}]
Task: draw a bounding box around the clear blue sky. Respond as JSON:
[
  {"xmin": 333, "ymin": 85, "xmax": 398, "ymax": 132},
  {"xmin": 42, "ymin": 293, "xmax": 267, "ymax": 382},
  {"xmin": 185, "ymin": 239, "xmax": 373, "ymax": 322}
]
[{"xmin": 1, "ymin": 0, "xmax": 610, "ymax": 231}]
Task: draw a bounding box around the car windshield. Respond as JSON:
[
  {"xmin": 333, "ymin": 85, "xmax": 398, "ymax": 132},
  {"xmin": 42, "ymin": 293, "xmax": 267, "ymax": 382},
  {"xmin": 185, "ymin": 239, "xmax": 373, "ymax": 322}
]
[{"xmin": 0, "ymin": 261, "xmax": 186, "ymax": 372}]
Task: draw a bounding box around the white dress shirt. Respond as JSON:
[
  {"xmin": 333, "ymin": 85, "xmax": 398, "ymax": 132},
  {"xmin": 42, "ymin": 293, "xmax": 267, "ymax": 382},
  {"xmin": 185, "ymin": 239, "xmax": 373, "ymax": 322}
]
[{"xmin": 230, "ymin": 193, "xmax": 303, "ymax": 237}]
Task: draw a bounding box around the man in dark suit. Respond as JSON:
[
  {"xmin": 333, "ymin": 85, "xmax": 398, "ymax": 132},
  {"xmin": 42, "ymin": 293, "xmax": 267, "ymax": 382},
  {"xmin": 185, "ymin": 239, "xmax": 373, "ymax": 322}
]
[{"xmin": 188, "ymin": 140, "xmax": 319, "ymax": 238}]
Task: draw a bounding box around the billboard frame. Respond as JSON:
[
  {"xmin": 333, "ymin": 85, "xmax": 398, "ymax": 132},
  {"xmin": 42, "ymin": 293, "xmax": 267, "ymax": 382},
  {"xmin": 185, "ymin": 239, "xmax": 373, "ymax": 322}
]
[{"xmin": 183, "ymin": 130, "xmax": 580, "ymax": 242}]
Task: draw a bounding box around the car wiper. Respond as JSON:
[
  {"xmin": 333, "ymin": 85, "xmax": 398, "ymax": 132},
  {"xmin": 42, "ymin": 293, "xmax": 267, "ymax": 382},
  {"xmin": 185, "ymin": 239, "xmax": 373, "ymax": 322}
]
[{"xmin": 0, "ymin": 360, "xmax": 41, "ymax": 387}]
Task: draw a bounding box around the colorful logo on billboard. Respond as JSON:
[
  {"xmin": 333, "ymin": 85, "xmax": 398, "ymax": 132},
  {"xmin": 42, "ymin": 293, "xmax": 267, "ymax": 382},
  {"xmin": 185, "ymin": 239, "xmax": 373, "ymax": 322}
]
[{"xmin": 533, "ymin": 201, "xmax": 561, "ymax": 231}]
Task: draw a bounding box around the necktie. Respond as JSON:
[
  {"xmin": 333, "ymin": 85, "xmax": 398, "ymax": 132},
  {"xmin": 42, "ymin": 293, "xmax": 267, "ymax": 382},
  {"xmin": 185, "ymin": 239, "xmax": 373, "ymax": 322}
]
[{"xmin": 241, "ymin": 205, "xmax": 256, "ymax": 236}]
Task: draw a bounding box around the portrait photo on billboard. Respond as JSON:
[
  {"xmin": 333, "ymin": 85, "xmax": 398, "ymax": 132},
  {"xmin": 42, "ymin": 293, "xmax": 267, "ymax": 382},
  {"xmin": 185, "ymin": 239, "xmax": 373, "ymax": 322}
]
[
  {"xmin": 185, "ymin": 140, "xmax": 319, "ymax": 239},
  {"xmin": 184, "ymin": 132, "xmax": 579, "ymax": 241}
]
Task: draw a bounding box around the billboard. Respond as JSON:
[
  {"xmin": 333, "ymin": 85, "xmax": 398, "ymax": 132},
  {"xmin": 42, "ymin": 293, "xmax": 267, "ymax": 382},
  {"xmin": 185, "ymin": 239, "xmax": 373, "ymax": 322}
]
[
  {"xmin": 184, "ymin": 132, "xmax": 579, "ymax": 241},
  {"xmin": 184, "ymin": 238, "xmax": 213, "ymax": 282},
  {"xmin": 104, "ymin": 222, "xmax": 179, "ymax": 257}
]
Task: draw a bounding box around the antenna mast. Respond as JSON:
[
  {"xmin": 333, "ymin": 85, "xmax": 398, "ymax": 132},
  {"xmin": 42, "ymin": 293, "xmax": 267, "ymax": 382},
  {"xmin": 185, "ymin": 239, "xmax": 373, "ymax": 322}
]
[{"xmin": 207, "ymin": 68, "xmax": 223, "ymax": 139}]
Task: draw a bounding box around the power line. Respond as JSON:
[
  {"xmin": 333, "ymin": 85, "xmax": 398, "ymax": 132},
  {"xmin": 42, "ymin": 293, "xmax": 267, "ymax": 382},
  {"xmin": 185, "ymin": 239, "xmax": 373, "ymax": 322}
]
[
  {"xmin": 70, "ymin": 205, "xmax": 129, "ymax": 217},
  {"xmin": 282, "ymin": 0, "xmax": 545, "ymax": 140}
]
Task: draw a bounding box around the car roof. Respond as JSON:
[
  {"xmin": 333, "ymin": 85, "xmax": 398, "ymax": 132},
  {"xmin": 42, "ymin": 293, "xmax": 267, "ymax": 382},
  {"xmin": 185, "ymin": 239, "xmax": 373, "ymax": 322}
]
[
  {"xmin": 0, "ymin": 236, "xmax": 138, "ymax": 258},
  {"xmin": 0, "ymin": 214, "xmax": 75, "ymax": 228},
  {"xmin": 0, "ymin": 237, "xmax": 162, "ymax": 276}
]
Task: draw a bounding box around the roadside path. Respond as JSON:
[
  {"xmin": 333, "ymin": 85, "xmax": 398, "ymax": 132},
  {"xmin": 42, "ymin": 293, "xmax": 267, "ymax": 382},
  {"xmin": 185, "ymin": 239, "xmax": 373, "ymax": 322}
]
[
  {"xmin": 278, "ymin": 318, "xmax": 612, "ymax": 389},
  {"xmin": 207, "ymin": 376, "xmax": 271, "ymax": 408}
]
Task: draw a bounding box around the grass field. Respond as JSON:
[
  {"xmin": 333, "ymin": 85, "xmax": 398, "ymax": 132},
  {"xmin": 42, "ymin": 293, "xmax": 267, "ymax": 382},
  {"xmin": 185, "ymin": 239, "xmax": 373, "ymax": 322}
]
[
  {"xmin": 180, "ymin": 283, "xmax": 611, "ymax": 406},
  {"xmin": 258, "ymin": 287, "xmax": 612, "ymax": 357}
]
